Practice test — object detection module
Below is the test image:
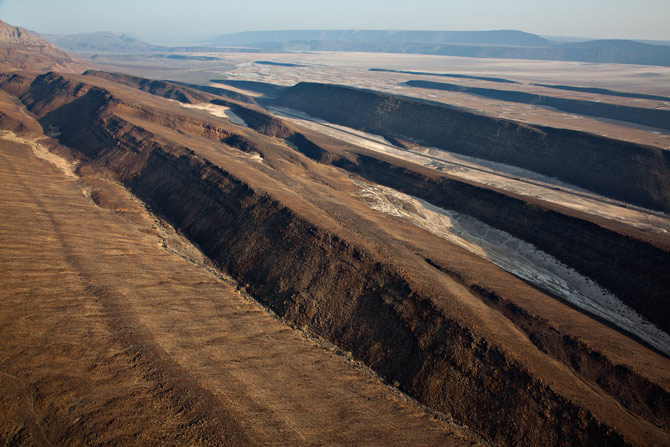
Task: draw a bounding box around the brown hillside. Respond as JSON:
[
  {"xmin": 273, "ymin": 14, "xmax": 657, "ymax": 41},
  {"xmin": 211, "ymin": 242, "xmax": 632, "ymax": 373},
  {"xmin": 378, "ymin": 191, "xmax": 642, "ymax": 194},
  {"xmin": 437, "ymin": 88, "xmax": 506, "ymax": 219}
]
[{"xmin": 0, "ymin": 19, "xmax": 84, "ymax": 72}]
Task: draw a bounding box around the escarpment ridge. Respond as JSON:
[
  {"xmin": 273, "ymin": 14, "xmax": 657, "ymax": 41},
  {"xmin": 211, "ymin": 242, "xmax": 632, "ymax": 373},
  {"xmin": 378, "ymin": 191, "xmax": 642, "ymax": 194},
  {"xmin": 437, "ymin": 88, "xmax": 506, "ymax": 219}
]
[
  {"xmin": 404, "ymin": 79, "xmax": 670, "ymax": 131},
  {"xmin": 332, "ymin": 152, "xmax": 670, "ymax": 336},
  {"xmin": 274, "ymin": 82, "xmax": 670, "ymax": 213},
  {"xmin": 82, "ymin": 70, "xmax": 213, "ymax": 104},
  {"xmin": 204, "ymin": 81, "xmax": 670, "ymax": 336},
  {"xmin": 2, "ymin": 70, "xmax": 669, "ymax": 446}
]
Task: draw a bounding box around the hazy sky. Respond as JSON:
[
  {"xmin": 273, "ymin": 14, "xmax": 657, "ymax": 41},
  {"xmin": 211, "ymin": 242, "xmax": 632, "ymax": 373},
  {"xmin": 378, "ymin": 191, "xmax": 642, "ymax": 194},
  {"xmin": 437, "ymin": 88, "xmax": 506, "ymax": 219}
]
[{"xmin": 1, "ymin": 0, "xmax": 669, "ymax": 43}]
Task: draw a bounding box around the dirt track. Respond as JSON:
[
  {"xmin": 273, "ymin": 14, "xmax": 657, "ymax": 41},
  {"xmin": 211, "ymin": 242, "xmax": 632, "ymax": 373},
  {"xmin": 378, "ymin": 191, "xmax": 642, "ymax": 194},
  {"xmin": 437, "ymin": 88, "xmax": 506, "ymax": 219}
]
[{"xmin": 0, "ymin": 133, "xmax": 483, "ymax": 445}]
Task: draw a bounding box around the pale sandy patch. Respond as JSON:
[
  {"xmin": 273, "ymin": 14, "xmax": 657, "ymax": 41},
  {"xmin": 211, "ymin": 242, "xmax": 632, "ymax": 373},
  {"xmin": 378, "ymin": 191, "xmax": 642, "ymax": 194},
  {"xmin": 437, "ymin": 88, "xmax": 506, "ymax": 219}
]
[
  {"xmin": 1, "ymin": 131, "xmax": 78, "ymax": 179},
  {"xmin": 180, "ymin": 103, "xmax": 248, "ymax": 126}
]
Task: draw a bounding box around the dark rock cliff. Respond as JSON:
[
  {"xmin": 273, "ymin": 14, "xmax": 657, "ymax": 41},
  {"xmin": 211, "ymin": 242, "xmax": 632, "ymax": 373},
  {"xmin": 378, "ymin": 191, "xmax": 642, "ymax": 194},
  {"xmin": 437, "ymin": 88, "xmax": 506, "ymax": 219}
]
[
  {"xmin": 405, "ymin": 79, "xmax": 670, "ymax": 130},
  {"xmin": 340, "ymin": 154, "xmax": 670, "ymax": 335},
  {"xmin": 274, "ymin": 82, "xmax": 670, "ymax": 212},
  {"xmin": 78, "ymin": 136, "xmax": 631, "ymax": 447}
]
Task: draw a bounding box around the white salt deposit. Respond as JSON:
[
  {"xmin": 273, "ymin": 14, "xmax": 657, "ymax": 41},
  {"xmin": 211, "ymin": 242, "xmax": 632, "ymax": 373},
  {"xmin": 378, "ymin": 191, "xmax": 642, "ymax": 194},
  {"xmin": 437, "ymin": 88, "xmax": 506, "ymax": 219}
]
[{"xmin": 356, "ymin": 181, "xmax": 670, "ymax": 356}]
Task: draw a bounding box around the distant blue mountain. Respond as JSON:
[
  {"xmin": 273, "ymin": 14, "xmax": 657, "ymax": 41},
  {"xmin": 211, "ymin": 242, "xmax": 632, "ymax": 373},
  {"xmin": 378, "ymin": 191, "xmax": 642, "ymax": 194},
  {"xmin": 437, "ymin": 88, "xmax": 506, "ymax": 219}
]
[
  {"xmin": 554, "ymin": 39, "xmax": 670, "ymax": 65},
  {"xmin": 211, "ymin": 30, "xmax": 551, "ymax": 47},
  {"xmin": 210, "ymin": 30, "xmax": 670, "ymax": 67}
]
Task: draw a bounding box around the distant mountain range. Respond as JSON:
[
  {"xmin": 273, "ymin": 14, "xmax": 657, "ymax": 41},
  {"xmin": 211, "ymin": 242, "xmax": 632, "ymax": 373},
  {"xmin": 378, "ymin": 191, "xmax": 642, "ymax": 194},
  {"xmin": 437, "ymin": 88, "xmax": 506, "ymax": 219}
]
[
  {"xmin": 209, "ymin": 29, "xmax": 670, "ymax": 67},
  {"xmin": 31, "ymin": 28, "xmax": 670, "ymax": 67},
  {"xmin": 210, "ymin": 30, "xmax": 552, "ymax": 47},
  {"xmin": 41, "ymin": 31, "xmax": 159, "ymax": 53},
  {"xmin": 40, "ymin": 31, "xmax": 262, "ymax": 55}
]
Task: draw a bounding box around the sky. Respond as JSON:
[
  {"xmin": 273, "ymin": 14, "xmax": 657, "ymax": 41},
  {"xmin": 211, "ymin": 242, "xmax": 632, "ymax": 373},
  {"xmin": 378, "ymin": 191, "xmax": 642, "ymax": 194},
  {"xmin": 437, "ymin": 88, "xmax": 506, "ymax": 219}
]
[{"xmin": 1, "ymin": 0, "xmax": 669, "ymax": 44}]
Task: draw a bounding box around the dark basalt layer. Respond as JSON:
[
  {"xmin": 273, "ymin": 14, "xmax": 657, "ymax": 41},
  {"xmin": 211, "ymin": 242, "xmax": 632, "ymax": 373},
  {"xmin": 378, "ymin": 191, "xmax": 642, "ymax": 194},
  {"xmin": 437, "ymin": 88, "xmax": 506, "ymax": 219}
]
[
  {"xmin": 369, "ymin": 68, "xmax": 519, "ymax": 84},
  {"xmin": 532, "ymin": 83, "xmax": 670, "ymax": 102},
  {"xmin": 425, "ymin": 259, "xmax": 670, "ymax": 430},
  {"xmin": 120, "ymin": 143, "xmax": 628, "ymax": 447},
  {"xmin": 405, "ymin": 79, "xmax": 670, "ymax": 130},
  {"xmin": 274, "ymin": 82, "xmax": 670, "ymax": 212},
  {"xmin": 105, "ymin": 72, "xmax": 670, "ymax": 336}
]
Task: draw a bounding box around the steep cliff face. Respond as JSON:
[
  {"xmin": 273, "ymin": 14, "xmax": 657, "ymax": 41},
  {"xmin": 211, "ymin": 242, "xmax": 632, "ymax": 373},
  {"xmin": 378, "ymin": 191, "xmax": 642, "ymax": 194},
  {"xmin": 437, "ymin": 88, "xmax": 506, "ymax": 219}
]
[
  {"xmin": 428, "ymin": 265, "xmax": 670, "ymax": 432},
  {"xmin": 0, "ymin": 20, "xmax": 44, "ymax": 46},
  {"xmin": 210, "ymin": 98, "xmax": 294, "ymax": 138},
  {"xmin": 340, "ymin": 154, "xmax": 670, "ymax": 335},
  {"xmin": 267, "ymin": 114, "xmax": 670, "ymax": 335},
  {"xmin": 405, "ymin": 79, "xmax": 670, "ymax": 130},
  {"xmin": 106, "ymin": 143, "xmax": 630, "ymax": 447},
  {"xmin": 15, "ymin": 72, "xmax": 95, "ymax": 116},
  {"xmin": 274, "ymin": 82, "xmax": 670, "ymax": 212},
  {"xmin": 6, "ymin": 72, "xmax": 668, "ymax": 446}
]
